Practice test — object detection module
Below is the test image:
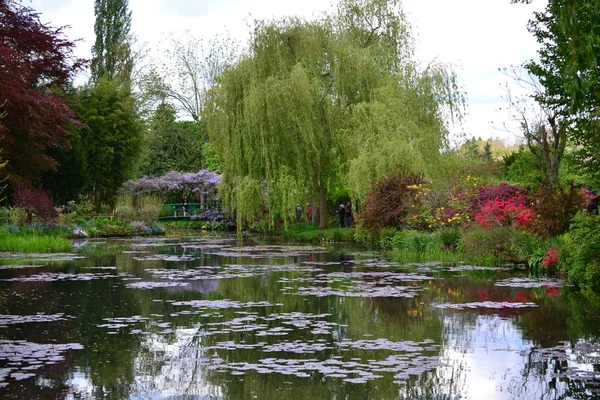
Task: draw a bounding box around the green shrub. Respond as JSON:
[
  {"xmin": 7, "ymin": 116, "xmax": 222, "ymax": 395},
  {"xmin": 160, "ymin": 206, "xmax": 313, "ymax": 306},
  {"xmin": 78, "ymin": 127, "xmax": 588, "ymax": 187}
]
[
  {"xmin": 353, "ymin": 226, "xmax": 373, "ymax": 244},
  {"xmin": 389, "ymin": 230, "xmax": 436, "ymax": 253},
  {"xmin": 331, "ymin": 229, "xmax": 345, "ymax": 242},
  {"xmin": 563, "ymin": 212, "xmax": 600, "ymax": 286},
  {"xmin": 436, "ymin": 228, "xmax": 461, "ymax": 251},
  {"xmin": 461, "ymin": 226, "xmax": 533, "ymax": 264},
  {"xmin": 528, "ymin": 249, "xmax": 545, "ymax": 277},
  {"xmin": 376, "ymin": 228, "xmax": 398, "ymax": 249},
  {"xmin": 0, "ymin": 207, "xmax": 9, "ymax": 224},
  {"xmin": 63, "ymin": 194, "xmax": 95, "ymax": 221},
  {"xmin": 7, "ymin": 207, "xmax": 27, "ymax": 225}
]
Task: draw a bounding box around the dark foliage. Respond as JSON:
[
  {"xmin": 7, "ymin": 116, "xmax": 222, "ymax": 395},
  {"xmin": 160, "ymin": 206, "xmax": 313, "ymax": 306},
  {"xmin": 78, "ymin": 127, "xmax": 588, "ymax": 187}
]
[
  {"xmin": 358, "ymin": 172, "xmax": 424, "ymax": 233},
  {"xmin": 12, "ymin": 183, "xmax": 58, "ymax": 223},
  {"xmin": 0, "ymin": 0, "xmax": 85, "ymax": 188},
  {"xmin": 528, "ymin": 183, "xmax": 585, "ymax": 238}
]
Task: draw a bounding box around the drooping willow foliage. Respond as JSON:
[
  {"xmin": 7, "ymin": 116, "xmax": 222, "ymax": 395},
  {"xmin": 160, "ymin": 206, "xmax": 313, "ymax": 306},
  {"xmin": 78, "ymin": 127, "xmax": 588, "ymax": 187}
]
[{"xmin": 203, "ymin": 0, "xmax": 464, "ymax": 230}]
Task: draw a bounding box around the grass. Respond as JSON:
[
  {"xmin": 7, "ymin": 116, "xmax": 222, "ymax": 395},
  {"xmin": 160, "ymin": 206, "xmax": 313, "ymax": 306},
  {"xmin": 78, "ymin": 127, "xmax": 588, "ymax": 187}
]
[
  {"xmin": 281, "ymin": 223, "xmax": 356, "ymax": 242},
  {"xmin": 0, "ymin": 233, "xmax": 73, "ymax": 253}
]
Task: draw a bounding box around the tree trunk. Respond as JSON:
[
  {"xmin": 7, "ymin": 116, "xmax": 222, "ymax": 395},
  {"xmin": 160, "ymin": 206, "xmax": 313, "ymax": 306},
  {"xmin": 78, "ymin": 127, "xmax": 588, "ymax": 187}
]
[
  {"xmin": 312, "ymin": 195, "xmax": 319, "ymax": 225},
  {"xmin": 318, "ymin": 184, "xmax": 328, "ymax": 230}
]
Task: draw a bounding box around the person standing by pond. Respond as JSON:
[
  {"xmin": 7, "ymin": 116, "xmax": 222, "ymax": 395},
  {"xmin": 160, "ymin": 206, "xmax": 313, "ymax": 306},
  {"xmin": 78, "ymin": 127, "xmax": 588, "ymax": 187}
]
[
  {"xmin": 345, "ymin": 202, "xmax": 353, "ymax": 227},
  {"xmin": 338, "ymin": 203, "xmax": 345, "ymax": 227},
  {"xmin": 307, "ymin": 203, "xmax": 313, "ymax": 222},
  {"xmin": 296, "ymin": 204, "xmax": 303, "ymax": 221}
]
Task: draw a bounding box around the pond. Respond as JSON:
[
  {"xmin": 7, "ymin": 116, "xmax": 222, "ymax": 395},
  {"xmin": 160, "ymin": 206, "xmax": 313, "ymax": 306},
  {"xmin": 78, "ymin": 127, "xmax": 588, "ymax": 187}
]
[{"xmin": 0, "ymin": 235, "xmax": 599, "ymax": 399}]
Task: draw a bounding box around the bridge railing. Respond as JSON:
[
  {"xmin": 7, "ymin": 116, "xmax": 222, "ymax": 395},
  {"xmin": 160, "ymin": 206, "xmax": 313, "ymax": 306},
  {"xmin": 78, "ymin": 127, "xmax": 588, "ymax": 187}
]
[{"xmin": 158, "ymin": 202, "xmax": 220, "ymax": 219}]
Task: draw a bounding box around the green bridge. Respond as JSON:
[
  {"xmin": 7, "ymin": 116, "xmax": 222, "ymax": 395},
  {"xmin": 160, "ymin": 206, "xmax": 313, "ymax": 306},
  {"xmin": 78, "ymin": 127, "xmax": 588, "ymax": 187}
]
[{"xmin": 158, "ymin": 202, "xmax": 220, "ymax": 221}]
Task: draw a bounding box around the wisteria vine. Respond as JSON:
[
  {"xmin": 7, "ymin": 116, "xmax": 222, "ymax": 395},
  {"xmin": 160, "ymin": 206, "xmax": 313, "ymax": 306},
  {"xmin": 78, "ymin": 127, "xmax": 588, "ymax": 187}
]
[{"xmin": 120, "ymin": 170, "xmax": 221, "ymax": 198}]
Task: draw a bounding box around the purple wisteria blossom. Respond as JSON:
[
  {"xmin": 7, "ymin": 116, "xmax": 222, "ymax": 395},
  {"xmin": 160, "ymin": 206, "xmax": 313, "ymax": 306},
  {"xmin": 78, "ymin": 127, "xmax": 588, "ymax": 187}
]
[{"xmin": 120, "ymin": 170, "xmax": 221, "ymax": 197}]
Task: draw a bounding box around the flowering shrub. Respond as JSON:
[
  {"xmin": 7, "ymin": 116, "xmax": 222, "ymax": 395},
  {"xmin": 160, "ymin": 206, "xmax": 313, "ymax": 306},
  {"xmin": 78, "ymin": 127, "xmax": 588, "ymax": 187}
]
[
  {"xmin": 542, "ymin": 245, "xmax": 560, "ymax": 268},
  {"xmin": 581, "ymin": 188, "xmax": 597, "ymax": 205},
  {"xmin": 471, "ymin": 182, "xmax": 528, "ymax": 215},
  {"xmin": 191, "ymin": 209, "xmax": 235, "ymax": 230},
  {"xmin": 528, "ymin": 244, "xmax": 561, "ymax": 277},
  {"xmin": 404, "ymin": 181, "xmax": 469, "ymax": 231},
  {"xmin": 120, "ymin": 170, "xmax": 221, "ymax": 198},
  {"xmin": 475, "ymin": 196, "xmax": 533, "ymax": 228},
  {"xmin": 407, "ymin": 180, "xmax": 532, "ymax": 231}
]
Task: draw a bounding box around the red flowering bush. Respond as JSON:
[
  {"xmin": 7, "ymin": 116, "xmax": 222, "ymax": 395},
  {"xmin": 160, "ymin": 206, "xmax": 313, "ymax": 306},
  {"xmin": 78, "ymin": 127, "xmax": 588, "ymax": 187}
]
[
  {"xmin": 471, "ymin": 182, "xmax": 528, "ymax": 215},
  {"xmin": 542, "ymin": 245, "xmax": 560, "ymax": 268},
  {"xmin": 472, "ymin": 183, "xmax": 532, "ymax": 229},
  {"xmin": 475, "ymin": 196, "xmax": 533, "ymax": 228}
]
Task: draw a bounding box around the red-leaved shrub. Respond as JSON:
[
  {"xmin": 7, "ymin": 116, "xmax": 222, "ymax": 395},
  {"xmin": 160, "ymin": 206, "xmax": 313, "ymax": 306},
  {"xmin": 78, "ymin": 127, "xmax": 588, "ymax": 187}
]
[
  {"xmin": 12, "ymin": 183, "xmax": 58, "ymax": 223},
  {"xmin": 527, "ymin": 183, "xmax": 584, "ymax": 238},
  {"xmin": 359, "ymin": 172, "xmax": 424, "ymax": 233}
]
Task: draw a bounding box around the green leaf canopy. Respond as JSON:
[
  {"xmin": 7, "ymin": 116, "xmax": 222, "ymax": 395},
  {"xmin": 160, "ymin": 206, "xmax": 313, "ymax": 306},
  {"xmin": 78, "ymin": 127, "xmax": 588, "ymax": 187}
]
[{"xmin": 204, "ymin": 0, "xmax": 463, "ymax": 229}]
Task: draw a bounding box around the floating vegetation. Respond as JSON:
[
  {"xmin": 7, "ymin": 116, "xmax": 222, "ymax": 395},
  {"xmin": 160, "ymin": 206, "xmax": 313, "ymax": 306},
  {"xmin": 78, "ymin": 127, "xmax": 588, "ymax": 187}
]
[
  {"xmin": 0, "ymin": 265, "xmax": 44, "ymax": 270},
  {"xmin": 1, "ymin": 272, "xmax": 117, "ymax": 282},
  {"xmin": 284, "ymin": 284, "xmax": 423, "ymax": 298},
  {"xmin": 193, "ymin": 244, "xmax": 328, "ymax": 259},
  {"xmin": 0, "ymin": 253, "xmax": 85, "ymax": 262},
  {"xmin": 0, "ymin": 340, "xmax": 83, "ymax": 388},
  {"xmin": 433, "ymin": 302, "xmax": 539, "ymax": 310},
  {"xmin": 2, "ymin": 237, "xmax": 598, "ymax": 399},
  {"xmin": 132, "ymin": 254, "xmax": 197, "ymax": 262},
  {"xmin": 171, "ymin": 299, "xmax": 274, "ymax": 309},
  {"xmin": 125, "ymin": 281, "xmax": 191, "ymax": 289},
  {"xmin": 0, "ymin": 314, "xmax": 74, "ymax": 327},
  {"xmin": 280, "ymin": 271, "xmax": 430, "ymax": 298},
  {"xmin": 142, "ymin": 263, "xmax": 321, "ymax": 282},
  {"xmin": 324, "ymin": 271, "xmax": 435, "ymax": 282},
  {"xmin": 198, "ymin": 338, "xmax": 441, "ymax": 385},
  {"xmin": 441, "ymin": 265, "xmax": 511, "ymax": 272},
  {"xmin": 495, "ymin": 278, "xmax": 565, "ymax": 288}
]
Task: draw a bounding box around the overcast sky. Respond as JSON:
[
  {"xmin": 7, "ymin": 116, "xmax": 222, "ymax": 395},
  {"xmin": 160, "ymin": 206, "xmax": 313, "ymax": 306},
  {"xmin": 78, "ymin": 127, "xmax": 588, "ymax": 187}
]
[{"xmin": 30, "ymin": 0, "xmax": 546, "ymax": 144}]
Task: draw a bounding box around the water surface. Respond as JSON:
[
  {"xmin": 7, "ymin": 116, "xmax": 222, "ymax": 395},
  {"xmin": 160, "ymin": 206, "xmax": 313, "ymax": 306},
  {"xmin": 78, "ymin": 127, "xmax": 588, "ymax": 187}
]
[{"xmin": 0, "ymin": 235, "xmax": 599, "ymax": 399}]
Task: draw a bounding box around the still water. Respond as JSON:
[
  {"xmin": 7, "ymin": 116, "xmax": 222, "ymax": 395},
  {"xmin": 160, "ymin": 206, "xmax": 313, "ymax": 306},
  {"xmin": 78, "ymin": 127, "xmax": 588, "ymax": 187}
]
[{"xmin": 0, "ymin": 235, "xmax": 599, "ymax": 399}]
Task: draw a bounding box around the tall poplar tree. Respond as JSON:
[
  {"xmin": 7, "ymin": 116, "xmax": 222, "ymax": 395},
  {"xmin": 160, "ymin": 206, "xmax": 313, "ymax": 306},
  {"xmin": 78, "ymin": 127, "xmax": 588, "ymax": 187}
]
[
  {"xmin": 91, "ymin": 0, "xmax": 132, "ymax": 84},
  {"xmin": 204, "ymin": 0, "xmax": 462, "ymax": 230}
]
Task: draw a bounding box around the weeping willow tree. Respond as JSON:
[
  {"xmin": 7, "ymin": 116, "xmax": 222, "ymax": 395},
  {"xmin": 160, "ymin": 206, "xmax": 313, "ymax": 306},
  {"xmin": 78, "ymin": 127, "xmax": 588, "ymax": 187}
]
[{"xmin": 204, "ymin": 0, "xmax": 463, "ymax": 230}]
